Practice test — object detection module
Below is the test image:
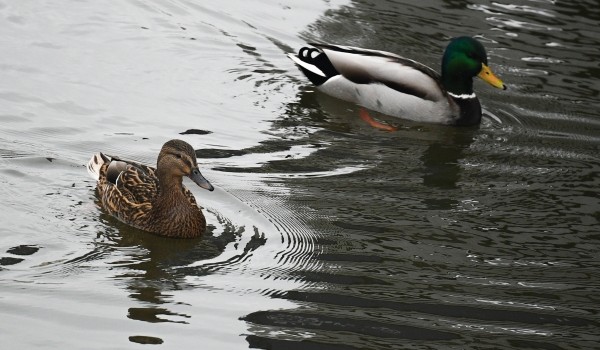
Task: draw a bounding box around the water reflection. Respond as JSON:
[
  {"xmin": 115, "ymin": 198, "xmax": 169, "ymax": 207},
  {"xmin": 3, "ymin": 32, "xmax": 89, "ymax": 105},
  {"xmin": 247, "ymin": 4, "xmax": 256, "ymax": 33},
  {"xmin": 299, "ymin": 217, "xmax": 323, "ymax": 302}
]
[
  {"xmin": 282, "ymin": 87, "xmax": 479, "ymax": 201},
  {"xmin": 239, "ymin": 0, "xmax": 600, "ymax": 348},
  {"xmin": 92, "ymin": 210, "xmax": 265, "ymax": 342},
  {"xmin": 421, "ymin": 129, "xmax": 477, "ymax": 189},
  {"xmin": 1, "ymin": 0, "xmax": 599, "ymax": 348}
]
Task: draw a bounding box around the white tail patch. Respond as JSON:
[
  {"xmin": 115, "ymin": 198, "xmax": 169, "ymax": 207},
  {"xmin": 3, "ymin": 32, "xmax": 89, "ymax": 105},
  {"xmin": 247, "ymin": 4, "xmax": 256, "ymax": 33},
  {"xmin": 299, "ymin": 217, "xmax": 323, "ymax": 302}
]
[
  {"xmin": 87, "ymin": 152, "xmax": 107, "ymax": 181},
  {"xmin": 287, "ymin": 53, "xmax": 326, "ymax": 77}
]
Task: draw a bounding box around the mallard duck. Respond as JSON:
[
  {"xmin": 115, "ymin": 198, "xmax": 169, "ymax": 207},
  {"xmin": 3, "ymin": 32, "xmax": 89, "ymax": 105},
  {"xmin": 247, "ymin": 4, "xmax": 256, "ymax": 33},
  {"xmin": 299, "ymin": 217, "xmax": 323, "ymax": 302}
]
[
  {"xmin": 288, "ymin": 36, "xmax": 506, "ymax": 126},
  {"xmin": 87, "ymin": 139, "xmax": 214, "ymax": 238}
]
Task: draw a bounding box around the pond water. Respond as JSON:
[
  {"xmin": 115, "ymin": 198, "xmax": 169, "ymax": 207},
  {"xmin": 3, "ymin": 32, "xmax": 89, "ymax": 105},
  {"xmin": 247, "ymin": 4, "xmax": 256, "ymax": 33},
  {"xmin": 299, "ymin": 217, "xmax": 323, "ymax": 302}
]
[{"xmin": 1, "ymin": 0, "xmax": 599, "ymax": 349}]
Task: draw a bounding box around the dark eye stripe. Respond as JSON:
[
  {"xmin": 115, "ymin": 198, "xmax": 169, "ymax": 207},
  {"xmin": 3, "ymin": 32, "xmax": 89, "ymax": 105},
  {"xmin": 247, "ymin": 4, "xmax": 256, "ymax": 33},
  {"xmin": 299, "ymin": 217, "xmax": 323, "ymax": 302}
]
[
  {"xmin": 179, "ymin": 156, "xmax": 192, "ymax": 168},
  {"xmin": 171, "ymin": 152, "xmax": 194, "ymax": 168}
]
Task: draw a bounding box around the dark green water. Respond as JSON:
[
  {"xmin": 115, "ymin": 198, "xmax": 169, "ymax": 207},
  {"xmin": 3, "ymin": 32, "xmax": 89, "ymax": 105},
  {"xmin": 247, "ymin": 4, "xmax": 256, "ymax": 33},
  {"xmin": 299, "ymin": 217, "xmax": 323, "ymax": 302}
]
[{"xmin": 1, "ymin": 0, "xmax": 598, "ymax": 349}]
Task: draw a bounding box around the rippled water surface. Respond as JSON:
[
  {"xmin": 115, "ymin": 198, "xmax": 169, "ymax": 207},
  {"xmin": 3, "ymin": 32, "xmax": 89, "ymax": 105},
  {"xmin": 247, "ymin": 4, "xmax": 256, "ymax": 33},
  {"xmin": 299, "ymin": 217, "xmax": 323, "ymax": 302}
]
[{"xmin": 1, "ymin": 0, "xmax": 599, "ymax": 349}]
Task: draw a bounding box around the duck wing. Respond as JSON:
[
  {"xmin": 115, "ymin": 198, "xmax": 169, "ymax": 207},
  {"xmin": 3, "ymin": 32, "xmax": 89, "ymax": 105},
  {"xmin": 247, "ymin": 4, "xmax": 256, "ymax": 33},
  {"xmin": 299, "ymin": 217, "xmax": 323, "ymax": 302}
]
[
  {"xmin": 87, "ymin": 153, "xmax": 154, "ymax": 225},
  {"xmin": 312, "ymin": 44, "xmax": 447, "ymax": 102},
  {"xmin": 111, "ymin": 156, "xmax": 200, "ymax": 210},
  {"xmin": 105, "ymin": 155, "xmax": 159, "ymax": 204}
]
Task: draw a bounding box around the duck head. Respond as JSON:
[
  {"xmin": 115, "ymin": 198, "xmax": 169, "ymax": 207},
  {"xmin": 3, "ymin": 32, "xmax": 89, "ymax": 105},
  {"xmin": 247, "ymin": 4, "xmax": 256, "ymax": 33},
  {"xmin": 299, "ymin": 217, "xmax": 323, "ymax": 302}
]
[
  {"xmin": 441, "ymin": 36, "xmax": 506, "ymax": 96},
  {"xmin": 157, "ymin": 139, "xmax": 214, "ymax": 191}
]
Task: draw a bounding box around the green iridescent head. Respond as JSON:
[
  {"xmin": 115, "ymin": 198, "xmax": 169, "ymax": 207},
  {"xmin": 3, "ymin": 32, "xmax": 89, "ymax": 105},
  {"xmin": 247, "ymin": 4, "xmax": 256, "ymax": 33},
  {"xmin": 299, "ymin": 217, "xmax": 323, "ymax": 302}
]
[{"xmin": 441, "ymin": 36, "xmax": 506, "ymax": 96}]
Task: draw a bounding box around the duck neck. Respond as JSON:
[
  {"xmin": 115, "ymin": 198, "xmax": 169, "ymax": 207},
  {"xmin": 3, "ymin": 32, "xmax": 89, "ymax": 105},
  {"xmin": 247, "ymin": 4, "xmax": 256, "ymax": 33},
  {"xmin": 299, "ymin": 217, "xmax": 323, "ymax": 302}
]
[
  {"xmin": 452, "ymin": 96, "xmax": 482, "ymax": 126},
  {"xmin": 442, "ymin": 74, "xmax": 475, "ymax": 98},
  {"xmin": 150, "ymin": 170, "xmax": 204, "ymax": 238},
  {"xmin": 155, "ymin": 169, "xmax": 187, "ymax": 206}
]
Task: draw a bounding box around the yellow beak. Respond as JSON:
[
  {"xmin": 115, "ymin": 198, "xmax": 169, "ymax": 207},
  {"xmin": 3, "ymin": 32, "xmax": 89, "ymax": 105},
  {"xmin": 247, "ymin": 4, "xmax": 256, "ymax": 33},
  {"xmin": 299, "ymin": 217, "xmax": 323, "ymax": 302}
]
[{"xmin": 478, "ymin": 63, "xmax": 506, "ymax": 90}]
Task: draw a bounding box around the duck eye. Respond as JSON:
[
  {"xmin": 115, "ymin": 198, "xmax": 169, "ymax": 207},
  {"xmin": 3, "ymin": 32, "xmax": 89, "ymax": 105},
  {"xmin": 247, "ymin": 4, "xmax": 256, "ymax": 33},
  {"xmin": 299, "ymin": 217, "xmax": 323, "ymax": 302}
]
[{"xmin": 175, "ymin": 154, "xmax": 182, "ymax": 159}]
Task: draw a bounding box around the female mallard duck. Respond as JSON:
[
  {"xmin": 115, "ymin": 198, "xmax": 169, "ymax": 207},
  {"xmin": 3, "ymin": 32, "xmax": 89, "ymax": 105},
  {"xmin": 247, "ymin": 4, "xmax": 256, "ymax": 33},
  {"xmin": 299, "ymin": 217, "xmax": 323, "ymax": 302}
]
[
  {"xmin": 288, "ymin": 36, "xmax": 506, "ymax": 126},
  {"xmin": 87, "ymin": 139, "xmax": 214, "ymax": 238}
]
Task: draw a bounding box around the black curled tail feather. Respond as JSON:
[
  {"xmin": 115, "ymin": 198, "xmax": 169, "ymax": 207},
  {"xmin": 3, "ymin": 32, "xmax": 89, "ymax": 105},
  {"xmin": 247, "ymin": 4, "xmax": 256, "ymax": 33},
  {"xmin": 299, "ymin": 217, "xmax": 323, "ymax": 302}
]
[{"xmin": 291, "ymin": 47, "xmax": 339, "ymax": 86}]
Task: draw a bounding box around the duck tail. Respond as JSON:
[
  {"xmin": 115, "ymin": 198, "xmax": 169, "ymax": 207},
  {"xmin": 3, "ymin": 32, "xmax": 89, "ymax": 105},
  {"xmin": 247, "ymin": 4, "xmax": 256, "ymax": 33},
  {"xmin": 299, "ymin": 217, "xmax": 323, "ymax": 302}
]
[
  {"xmin": 288, "ymin": 46, "xmax": 338, "ymax": 86},
  {"xmin": 87, "ymin": 152, "xmax": 110, "ymax": 181}
]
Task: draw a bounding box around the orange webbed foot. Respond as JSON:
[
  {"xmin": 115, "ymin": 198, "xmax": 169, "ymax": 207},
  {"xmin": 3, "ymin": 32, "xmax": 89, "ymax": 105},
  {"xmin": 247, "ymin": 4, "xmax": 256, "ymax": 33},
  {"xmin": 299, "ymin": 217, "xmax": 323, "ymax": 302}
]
[{"xmin": 359, "ymin": 108, "xmax": 397, "ymax": 132}]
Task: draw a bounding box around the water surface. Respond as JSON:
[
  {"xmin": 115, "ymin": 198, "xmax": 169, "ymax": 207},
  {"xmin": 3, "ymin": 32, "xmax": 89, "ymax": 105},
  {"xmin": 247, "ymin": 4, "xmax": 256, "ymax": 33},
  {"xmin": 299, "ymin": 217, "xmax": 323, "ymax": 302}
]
[{"xmin": 1, "ymin": 0, "xmax": 599, "ymax": 349}]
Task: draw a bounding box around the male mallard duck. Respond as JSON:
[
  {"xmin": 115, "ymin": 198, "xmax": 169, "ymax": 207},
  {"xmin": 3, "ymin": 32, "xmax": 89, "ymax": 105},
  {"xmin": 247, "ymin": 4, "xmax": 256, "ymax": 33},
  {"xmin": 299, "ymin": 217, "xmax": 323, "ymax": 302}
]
[
  {"xmin": 87, "ymin": 139, "xmax": 214, "ymax": 238},
  {"xmin": 288, "ymin": 36, "xmax": 506, "ymax": 126}
]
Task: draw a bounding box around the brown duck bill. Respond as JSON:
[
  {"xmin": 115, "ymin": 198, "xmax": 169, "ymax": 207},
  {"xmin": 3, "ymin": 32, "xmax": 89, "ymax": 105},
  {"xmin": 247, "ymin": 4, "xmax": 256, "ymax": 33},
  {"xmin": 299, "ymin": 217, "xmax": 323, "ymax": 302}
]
[{"xmin": 190, "ymin": 168, "xmax": 214, "ymax": 191}]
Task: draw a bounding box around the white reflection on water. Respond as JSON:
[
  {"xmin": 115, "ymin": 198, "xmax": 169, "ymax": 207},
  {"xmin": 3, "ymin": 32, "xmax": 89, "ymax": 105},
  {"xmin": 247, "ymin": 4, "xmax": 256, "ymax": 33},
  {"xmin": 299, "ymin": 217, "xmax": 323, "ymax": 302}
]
[
  {"xmin": 2, "ymin": 0, "xmax": 600, "ymax": 349},
  {"xmin": 0, "ymin": 0, "xmax": 349, "ymax": 348}
]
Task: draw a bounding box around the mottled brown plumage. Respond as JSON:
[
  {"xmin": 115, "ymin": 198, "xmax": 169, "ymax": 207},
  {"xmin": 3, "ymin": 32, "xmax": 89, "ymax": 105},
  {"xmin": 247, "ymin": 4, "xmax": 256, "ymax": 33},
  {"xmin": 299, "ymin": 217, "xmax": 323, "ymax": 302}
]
[{"xmin": 87, "ymin": 139, "xmax": 214, "ymax": 238}]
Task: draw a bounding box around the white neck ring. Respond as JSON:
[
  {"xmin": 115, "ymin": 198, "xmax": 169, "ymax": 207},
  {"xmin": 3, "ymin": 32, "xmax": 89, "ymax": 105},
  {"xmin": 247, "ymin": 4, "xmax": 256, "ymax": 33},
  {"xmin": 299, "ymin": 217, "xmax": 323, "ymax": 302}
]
[{"xmin": 448, "ymin": 92, "xmax": 476, "ymax": 99}]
